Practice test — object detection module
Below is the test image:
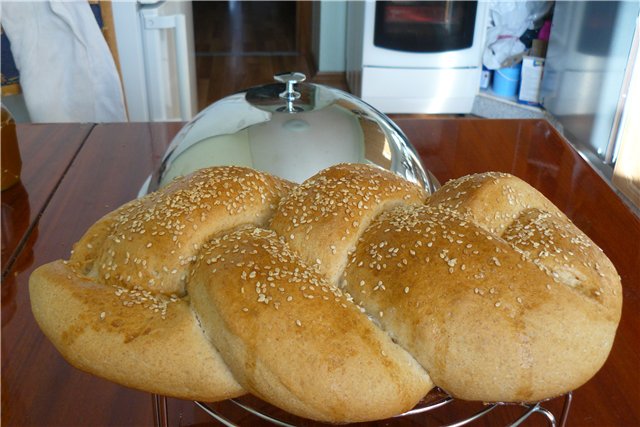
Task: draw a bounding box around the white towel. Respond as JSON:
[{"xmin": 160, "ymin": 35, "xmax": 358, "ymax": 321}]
[{"xmin": 2, "ymin": 0, "xmax": 127, "ymax": 123}]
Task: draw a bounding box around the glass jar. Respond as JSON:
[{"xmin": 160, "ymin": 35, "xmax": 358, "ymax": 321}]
[{"xmin": 1, "ymin": 104, "xmax": 21, "ymax": 191}]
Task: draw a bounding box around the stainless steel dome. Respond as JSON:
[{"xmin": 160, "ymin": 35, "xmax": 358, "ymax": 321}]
[{"xmin": 146, "ymin": 72, "xmax": 437, "ymax": 194}]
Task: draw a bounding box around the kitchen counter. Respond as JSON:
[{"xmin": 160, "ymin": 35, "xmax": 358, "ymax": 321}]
[{"xmin": 2, "ymin": 119, "xmax": 638, "ymax": 426}]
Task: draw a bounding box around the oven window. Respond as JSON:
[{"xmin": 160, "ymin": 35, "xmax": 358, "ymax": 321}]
[{"xmin": 374, "ymin": 1, "xmax": 478, "ymax": 52}]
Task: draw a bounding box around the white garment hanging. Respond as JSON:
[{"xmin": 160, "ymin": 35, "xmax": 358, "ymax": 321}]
[{"xmin": 2, "ymin": 0, "xmax": 127, "ymax": 123}]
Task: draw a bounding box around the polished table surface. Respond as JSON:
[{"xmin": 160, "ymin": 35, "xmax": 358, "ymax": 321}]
[{"xmin": 2, "ymin": 119, "xmax": 638, "ymax": 426}]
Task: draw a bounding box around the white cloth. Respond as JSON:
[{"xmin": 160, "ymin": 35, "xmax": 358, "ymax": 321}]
[
  {"xmin": 482, "ymin": 1, "xmax": 553, "ymax": 70},
  {"xmin": 2, "ymin": 1, "xmax": 127, "ymax": 122},
  {"xmin": 482, "ymin": 1, "xmax": 528, "ymax": 70}
]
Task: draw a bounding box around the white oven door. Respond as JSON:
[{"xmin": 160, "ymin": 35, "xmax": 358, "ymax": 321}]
[{"xmin": 361, "ymin": 0, "xmax": 488, "ymax": 69}]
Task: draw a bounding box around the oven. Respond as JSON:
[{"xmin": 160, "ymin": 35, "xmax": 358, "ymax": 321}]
[{"xmin": 347, "ymin": 1, "xmax": 488, "ymax": 114}]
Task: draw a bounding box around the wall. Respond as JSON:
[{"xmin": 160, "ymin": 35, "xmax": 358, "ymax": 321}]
[{"xmin": 312, "ymin": 0, "xmax": 347, "ymax": 72}]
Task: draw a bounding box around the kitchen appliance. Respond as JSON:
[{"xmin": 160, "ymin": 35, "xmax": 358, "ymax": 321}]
[
  {"xmin": 540, "ymin": 1, "xmax": 639, "ymax": 170},
  {"xmin": 111, "ymin": 0, "xmax": 197, "ymax": 122},
  {"xmin": 143, "ymin": 71, "xmax": 437, "ymax": 195},
  {"xmin": 346, "ymin": 0, "xmax": 488, "ymax": 114}
]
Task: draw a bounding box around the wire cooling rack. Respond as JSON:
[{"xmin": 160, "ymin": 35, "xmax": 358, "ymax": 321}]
[{"xmin": 152, "ymin": 388, "xmax": 572, "ymax": 427}]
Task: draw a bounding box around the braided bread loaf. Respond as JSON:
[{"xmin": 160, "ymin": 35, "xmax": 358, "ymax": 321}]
[{"xmin": 29, "ymin": 164, "xmax": 622, "ymax": 423}]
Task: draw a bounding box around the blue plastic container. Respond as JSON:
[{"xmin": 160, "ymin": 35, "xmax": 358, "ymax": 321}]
[{"xmin": 493, "ymin": 63, "xmax": 522, "ymax": 98}]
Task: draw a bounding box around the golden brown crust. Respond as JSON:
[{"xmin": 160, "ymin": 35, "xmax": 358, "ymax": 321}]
[
  {"xmin": 29, "ymin": 165, "xmax": 622, "ymax": 422},
  {"xmin": 29, "ymin": 260, "xmax": 245, "ymax": 401},
  {"xmin": 70, "ymin": 166, "xmax": 295, "ymax": 296},
  {"xmin": 270, "ymin": 163, "xmax": 426, "ymax": 284},
  {"xmin": 30, "ymin": 166, "xmax": 293, "ymax": 403},
  {"xmin": 427, "ymin": 172, "xmax": 561, "ymax": 235},
  {"xmin": 188, "ymin": 226, "xmax": 432, "ymax": 423},
  {"xmin": 343, "ymin": 202, "xmax": 621, "ymax": 402}
]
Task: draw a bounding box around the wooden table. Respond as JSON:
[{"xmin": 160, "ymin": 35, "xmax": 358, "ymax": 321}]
[{"xmin": 2, "ymin": 119, "xmax": 638, "ymax": 426}]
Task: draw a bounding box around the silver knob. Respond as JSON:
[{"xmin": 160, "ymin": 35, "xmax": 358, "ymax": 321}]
[{"xmin": 274, "ymin": 72, "xmax": 306, "ymax": 101}]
